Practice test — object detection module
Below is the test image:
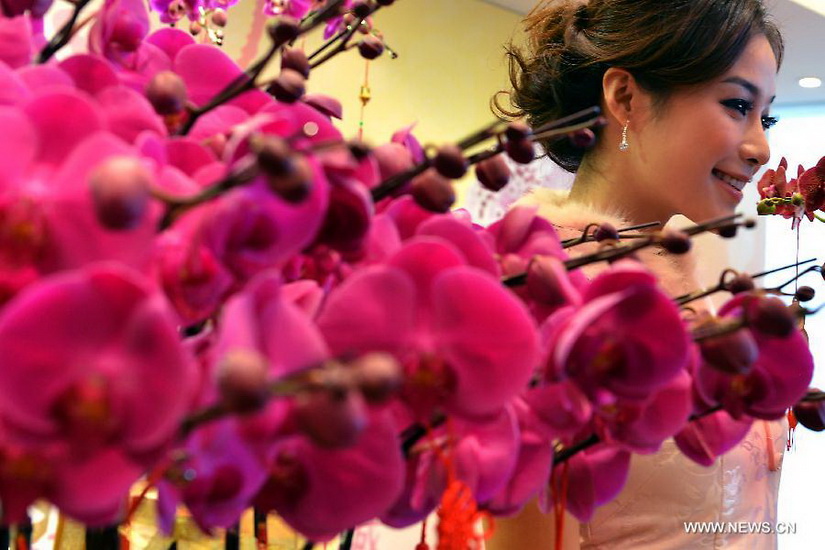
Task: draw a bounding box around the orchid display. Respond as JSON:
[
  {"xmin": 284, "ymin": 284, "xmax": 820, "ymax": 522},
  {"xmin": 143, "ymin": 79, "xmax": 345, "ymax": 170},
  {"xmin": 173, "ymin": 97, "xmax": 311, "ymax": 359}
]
[
  {"xmin": 0, "ymin": 0, "xmax": 818, "ymax": 549},
  {"xmin": 757, "ymin": 155, "xmax": 825, "ymax": 227}
]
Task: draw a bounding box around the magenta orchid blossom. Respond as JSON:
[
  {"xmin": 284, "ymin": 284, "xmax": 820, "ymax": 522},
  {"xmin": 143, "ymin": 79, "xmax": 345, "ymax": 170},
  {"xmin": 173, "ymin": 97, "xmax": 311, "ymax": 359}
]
[
  {"xmin": 0, "ymin": 264, "xmax": 197, "ymax": 524},
  {"xmin": 0, "ymin": 0, "xmax": 817, "ymax": 541},
  {"xmin": 317, "ymin": 237, "xmax": 540, "ymax": 421}
]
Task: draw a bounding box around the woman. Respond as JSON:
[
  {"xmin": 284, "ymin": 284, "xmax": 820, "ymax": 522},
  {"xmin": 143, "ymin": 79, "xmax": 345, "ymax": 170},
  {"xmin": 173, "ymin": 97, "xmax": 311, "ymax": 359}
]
[{"xmin": 487, "ymin": 0, "xmax": 786, "ymax": 548}]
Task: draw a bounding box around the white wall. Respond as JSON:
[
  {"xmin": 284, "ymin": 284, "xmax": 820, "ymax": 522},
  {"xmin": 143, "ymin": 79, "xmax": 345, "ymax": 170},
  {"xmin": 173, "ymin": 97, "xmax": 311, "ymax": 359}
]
[{"xmin": 762, "ymin": 103, "xmax": 825, "ymax": 549}]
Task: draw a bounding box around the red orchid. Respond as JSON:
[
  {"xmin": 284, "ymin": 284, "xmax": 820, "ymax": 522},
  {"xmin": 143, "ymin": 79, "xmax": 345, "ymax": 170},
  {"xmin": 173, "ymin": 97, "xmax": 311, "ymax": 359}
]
[
  {"xmin": 0, "ymin": 265, "xmax": 197, "ymax": 524},
  {"xmin": 542, "ymin": 260, "xmax": 692, "ymax": 401},
  {"xmin": 693, "ymin": 294, "xmax": 813, "ymax": 420},
  {"xmin": 318, "ymin": 237, "xmax": 540, "ymax": 421}
]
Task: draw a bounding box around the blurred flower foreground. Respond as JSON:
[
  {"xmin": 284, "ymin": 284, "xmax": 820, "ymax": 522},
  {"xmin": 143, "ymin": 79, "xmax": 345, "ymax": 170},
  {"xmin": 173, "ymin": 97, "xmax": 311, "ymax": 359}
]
[{"xmin": 0, "ymin": 0, "xmax": 817, "ymax": 548}]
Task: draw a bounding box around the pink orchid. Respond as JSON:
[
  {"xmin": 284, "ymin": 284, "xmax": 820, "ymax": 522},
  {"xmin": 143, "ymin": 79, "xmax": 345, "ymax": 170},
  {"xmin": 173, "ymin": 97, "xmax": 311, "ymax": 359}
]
[
  {"xmin": 484, "ymin": 397, "xmax": 556, "ymax": 516},
  {"xmin": 156, "ymin": 272, "xmax": 331, "ymax": 531},
  {"xmin": 264, "ymin": 0, "xmax": 314, "ymax": 17},
  {"xmin": 594, "ymin": 368, "xmax": 693, "ymax": 454},
  {"xmin": 157, "ymin": 418, "xmax": 270, "ymax": 533},
  {"xmin": 694, "ymin": 294, "xmax": 813, "ymax": 420},
  {"xmin": 318, "ymin": 237, "xmax": 540, "ymax": 420},
  {"xmin": 0, "ymin": 15, "xmax": 33, "ymax": 68},
  {"xmin": 88, "ymin": 0, "xmax": 150, "ymax": 66},
  {"xmin": 542, "ymin": 260, "xmax": 691, "ymax": 401},
  {"xmin": 486, "ymin": 206, "xmax": 585, "ymax": 322},
  {"xmin": 0, "ymin": 264, "xmax": 196, "ymax": 524},
  {"xmin": 255, "ymin": 410, "xmax": 404, "ymax": 542},
  {"xmin": 564, "ymin": 443, "xmax": 631, "ymax": 522},
  {"xmin": 673, "ymin": 409, "xmax": 754, "ymax": 467},
  {"xmin": 383, "ymin": 407, "xmax": 519, "ymax": 527}
]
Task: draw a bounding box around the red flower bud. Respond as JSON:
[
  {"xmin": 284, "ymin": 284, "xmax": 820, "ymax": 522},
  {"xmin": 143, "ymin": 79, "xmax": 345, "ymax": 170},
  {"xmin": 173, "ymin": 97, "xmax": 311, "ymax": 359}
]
[
  {"xmin": 411, "ymin": 169, "xmax": 455, "ymax": 212},
  {"xmin": 593, "ymin": 222, "xmax": 619, "ymax": 242},
  {"xmin": 281, "ymin": 46, "xmax": 310, "ymax": 79},
  {"xmin": 505, "ymin": 138, "xmax": 535, "ymax": 164},
  {"xmin": 217, "ymin": 349, "xmax": 269, "ymax": 414},
  {"xmin": 659, "ymin": 228, "xmax": 692, "ymax": 254},
  {"xmin": 793, "ymin": 395, "xmax": 825, "ymax": 432},
  {"xmin": 210, "ymin": 8, "xmax": 228, "ymax": 27},
  {"xmin": 699, "ymin": 327, "xmax": 759, "ymax": 375},
  {"xmin": 293, "ymin": 387, "xmax": 367, "ymax": 448},
  {"xmin": 268, "ymin": 16, "xmax": 301, "ymax": 44},
  {"xmin": 433, "ymin": 144, "xmax": 467, "ymax": 179},
  {"xmin": 746, "ymin": 297, "xmax": 795, "ymax": 338},
  {"xmin": 88, "ymin": 156, "xmax": 152, "ymax": 231},
  {"xmin": 145, "ymin": 71, "xmax": 188, "ymax": 115},
  {"xmin": 352, "ymin": 352, "xmax": 402, "ymax": 404},
  {"xmin": 266, "ymin": 69, "xmax": 306, "ymax": 104},
  {"xmin": 358, "ymin": 35, "xmax": 385, "ymax": 60},
  {"xmin": 475, "ymin": 154, "xmax": 510, "ymax": 192}
]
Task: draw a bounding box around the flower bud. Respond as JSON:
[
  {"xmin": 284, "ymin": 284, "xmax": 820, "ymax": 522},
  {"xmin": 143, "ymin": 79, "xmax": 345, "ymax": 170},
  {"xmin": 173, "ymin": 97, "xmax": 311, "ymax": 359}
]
[
  {"xmin": 268, "ymin": 16, "xmax": 301, "ymax": 44},
  {"xmin": 217, "ymin": 349, "xmax": 269, "ymax": 414},
  {"xmin": 756, "ymin": 201, "xmax": 776, "ymax": 215},
  {"xmin": 475, "ymin": 154, "xmax": 510, "ymax": 192},
  {"xmin": 699, "ymin": 326, "xmax": 759, "ymax": 375},
  {"xmin": 791, "ymin": 193, "xmax": 804, "ymax": 207},
  {"xmin": 504, "ymin": 122, "xmax": 532, "ymax": 142},
  {"xmin": 111, "ymin": 16, "xmax": 146, "ymax": 52},
  {"xmin": 88, "ymin": 156, "xmax": 152, "ymax": 230},
  {"xmin": 255, "ymin": 135, "xmax": 292, "ymax": 173},
  {"xmin": 795, "ymin": 286, "xmax": 815, "ymax": 302},
  {"xmin": 593, "ymin": 222, "xmax": 619, "ymax": 242},
  {"xmin": 568, "ymin": 128, "xmax": 596, "ymax": 149},
  {"xmin": 410, "ymin": 168, "xmax": 455, "ymax": 212},
  {"xmin": 210, "ymin": 8, "xmax": 228, "ymax": 27},
  {"xmin": 793, "ymin": 396, "xmax": 825, "ymax": 432},
  {"xmin": 351, "ymin": 0, "xmax": 371, "ymax": 18},
  {"xmin": 376, "ymin": 0, "xmax": 394, "ymax": 4},
  {"xmin": 659, "ymin": 228, "xmax": 691, "ymax": 254},
  {"xmin": 433, "ymin": 144, "xmax": 467, "ymax": 179},
  {"xmin": 717, "ymin": 224, "xmax": 738, "ymax": 238},
  {"xmin": 358, "ymin": 35, "xmax": 384, "ymax": 60},
  {"xmin": 505, "ymin": 138, "xmax": 535, "ymax": 164},
  {"xmin": 746, "ymin": 297, "xmax": 795, "ymax": 337},
  {"xmin": 266, "ymin": 69, "xmax": 306, "ymax": 103},
  {"xmin": 145, "ymin": 71, "xmax": 188, "ymax": 115},
  {"xmin": 293, "ymin": 387, "xmax": 367, "ymax": 448},
  {"xmin": 265, "ymin": 155, "xmax": 314, "ymax": 203},
  {"xmin": 526, "ymin": 256, "xmax": 577, "ymax": 309},
  {"xmin": 726, "ymin": 273, "xmax": 754, "ymax": 294},
  {"xmin": 351, "ymin": 352, "xmax": 402, "ymax": 404},
  {"xmin": 189, "ymin": 20, "xmax": 202, "ymax": 35},
  {"xmin": 281, "ymin": 46, "xmax": 310, "ymax": 79},
  {"xmin": 167, "ymin": 0, "xmax": 186, "ymax": 21}
]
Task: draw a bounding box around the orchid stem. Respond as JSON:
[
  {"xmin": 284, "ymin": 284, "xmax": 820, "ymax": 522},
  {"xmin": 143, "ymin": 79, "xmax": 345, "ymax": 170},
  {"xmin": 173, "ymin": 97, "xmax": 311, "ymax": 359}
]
[
  {"xmin": 309, "ymin": 19, "xmax": 366, "ymax": 70},
  {"xmin": 339, "ymin": 529, "xmax": 355, "ymax": 550},
  {"xmin": 154, "ymin": 161, "xmax": 259, "ymax": 230},
  {"xmin": 37, "ymin": 0, "xmax": 92, "ymax": 63},
  {"xmin": 85, "ymin": 525, "xmax": 119, "ymax": 550},
  {"xmin": 179, "ymin": 0, "xmax": 346, "ymax": 135},
  {"xmin": 307, "ymin": 27, "xmax": 350, "ymax": 61},
  {"xmin": 561, "ymin": 220, "xmax": 661, "ymax": 248}
]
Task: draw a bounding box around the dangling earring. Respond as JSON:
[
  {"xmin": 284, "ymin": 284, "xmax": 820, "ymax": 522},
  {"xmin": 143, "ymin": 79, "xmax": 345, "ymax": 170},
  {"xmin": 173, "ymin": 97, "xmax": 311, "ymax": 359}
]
[{"xmin": 619, "ymin": 120, "xmax": 630, "ymax": 152}]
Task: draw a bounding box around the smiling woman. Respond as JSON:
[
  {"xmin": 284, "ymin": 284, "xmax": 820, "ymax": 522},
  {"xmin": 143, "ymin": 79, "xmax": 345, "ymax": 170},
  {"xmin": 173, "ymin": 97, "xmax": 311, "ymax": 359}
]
[{"xmin": 487, "ymin": 1, "xmax": 789, "ymax": 549}]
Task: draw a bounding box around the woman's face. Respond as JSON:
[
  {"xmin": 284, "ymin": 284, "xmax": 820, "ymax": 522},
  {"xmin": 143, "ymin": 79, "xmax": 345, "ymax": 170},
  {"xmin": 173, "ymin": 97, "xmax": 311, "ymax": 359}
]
[{"xmin": 630, "ymin": 34, "xmax": 778, "ymax": 224}]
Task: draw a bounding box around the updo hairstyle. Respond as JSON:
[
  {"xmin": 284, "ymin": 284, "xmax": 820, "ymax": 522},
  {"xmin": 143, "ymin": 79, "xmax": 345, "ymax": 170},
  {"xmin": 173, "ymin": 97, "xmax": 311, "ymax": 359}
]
[{"xmin": 496, "ymin": 0, "xmax": 784, "ymax": 172}]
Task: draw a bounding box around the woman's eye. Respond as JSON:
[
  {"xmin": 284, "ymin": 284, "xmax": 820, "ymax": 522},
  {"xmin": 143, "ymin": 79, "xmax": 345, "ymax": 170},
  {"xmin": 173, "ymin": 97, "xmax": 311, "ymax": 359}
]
[
  {"xmin": 762, "ymin": 115, "xmax": 779, "ymax": 130},
  {"xmin": 721, "ymin": 99, "xmax": 753, "ymax": 117}
]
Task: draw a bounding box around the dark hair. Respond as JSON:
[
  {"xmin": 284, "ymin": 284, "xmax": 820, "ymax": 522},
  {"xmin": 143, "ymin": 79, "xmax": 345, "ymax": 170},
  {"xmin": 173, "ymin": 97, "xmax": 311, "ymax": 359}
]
[{"xmin": 495, "ymin": 0, "xmax": 784, "ymax": 172}]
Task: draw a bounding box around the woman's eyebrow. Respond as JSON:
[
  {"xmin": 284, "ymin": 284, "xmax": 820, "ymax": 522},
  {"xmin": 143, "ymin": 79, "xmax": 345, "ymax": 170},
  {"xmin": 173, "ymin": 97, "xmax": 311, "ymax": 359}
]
[{"xmin": 722, "ymin": 76, "xmax": 776, "ymax": 103}]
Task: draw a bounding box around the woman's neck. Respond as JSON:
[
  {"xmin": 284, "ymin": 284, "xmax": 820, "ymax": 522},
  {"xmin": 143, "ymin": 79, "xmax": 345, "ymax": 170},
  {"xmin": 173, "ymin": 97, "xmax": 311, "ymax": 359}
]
[{"xmin": 568, "ymin": 154, "xmax": 674, "ymax": 228}]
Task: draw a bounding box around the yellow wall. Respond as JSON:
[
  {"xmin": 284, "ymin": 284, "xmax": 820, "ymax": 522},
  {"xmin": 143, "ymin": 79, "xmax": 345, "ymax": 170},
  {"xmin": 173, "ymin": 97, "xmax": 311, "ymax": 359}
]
[{"xmin": 218, "ymin": 0, "xmax": 525, "ymax": 201}]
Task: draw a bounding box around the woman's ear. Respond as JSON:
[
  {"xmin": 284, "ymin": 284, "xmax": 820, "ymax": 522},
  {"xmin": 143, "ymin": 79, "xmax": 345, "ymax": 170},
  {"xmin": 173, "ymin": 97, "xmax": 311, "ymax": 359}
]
[{"xmin": 602, "ymin": 67, "xmax": 640, "ymax": 124}]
